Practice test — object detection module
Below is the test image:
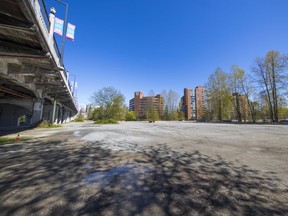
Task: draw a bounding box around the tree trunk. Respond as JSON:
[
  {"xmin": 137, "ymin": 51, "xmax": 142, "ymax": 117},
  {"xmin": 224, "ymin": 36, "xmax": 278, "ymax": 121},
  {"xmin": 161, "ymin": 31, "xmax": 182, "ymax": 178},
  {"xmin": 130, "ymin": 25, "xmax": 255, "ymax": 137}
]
[
  {"xmin": 271, "ymin": 60, "xmax": 278, "ymax": 122},
  {"xmin": 236, "ymin": 94, "xmax": 242, "ymax": 122},
  {"xmin": 261, "ymin": 65, "xmax": 274, "ymax": 122},
  {"xmin": 218, "ymin": 98, "xmax": 222, "ymax": 121}
]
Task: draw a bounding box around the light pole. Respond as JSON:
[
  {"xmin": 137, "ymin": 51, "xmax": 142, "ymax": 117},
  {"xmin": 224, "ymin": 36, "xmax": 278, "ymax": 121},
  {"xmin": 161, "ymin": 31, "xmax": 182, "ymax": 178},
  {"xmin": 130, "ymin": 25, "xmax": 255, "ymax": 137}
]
[{"xmin": 55, "ymin": 0, "xmax": 68, "ymax": 66}]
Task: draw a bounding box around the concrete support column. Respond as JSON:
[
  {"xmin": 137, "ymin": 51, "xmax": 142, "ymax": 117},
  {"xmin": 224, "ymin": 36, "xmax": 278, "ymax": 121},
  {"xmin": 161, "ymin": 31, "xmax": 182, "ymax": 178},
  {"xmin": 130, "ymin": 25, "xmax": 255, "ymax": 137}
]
[
  {"xmin": 61, "ymin": 107, "xmax": 65, "ymax": 123},
  {"xmin": 57, "ymin": 105, "xmax": 63, "ymax": 124},
  {"xmin": 31, "ymin": 99, "xmax": 44, "ymax": 125},
  {"xmin": 64, "ymin": 108, "xmax": 70, "ymax": 123},
  {"xmin": 52, "ymin": 99, "xmax": 57, "ymax": 123}
]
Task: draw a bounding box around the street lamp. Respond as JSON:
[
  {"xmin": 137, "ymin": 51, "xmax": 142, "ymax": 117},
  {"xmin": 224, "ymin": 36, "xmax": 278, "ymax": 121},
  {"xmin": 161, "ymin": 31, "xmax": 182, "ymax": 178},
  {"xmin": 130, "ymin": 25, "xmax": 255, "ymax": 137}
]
[
  {"xmin": 50, "ymin": 7, "xmax": 56, "ymax": 15},
  {"xmin": 55, "ymin": 0, "xmax": 68, "ymax": 66}
]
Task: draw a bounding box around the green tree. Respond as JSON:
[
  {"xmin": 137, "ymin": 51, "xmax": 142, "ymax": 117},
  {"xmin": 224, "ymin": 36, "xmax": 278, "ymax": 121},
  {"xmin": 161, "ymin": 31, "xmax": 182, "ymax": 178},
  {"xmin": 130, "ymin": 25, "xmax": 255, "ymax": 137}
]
[
  {"xmin": 161, "ymin": 89, "xmax": 180, "ymax": 120},
  {"xmin": 279, "ymin": 107, "xmax": 288, "ymax": 120},
  {"xmin": 92, "ymin": 106, "xmax": 104, "ymax": 120},
  {"xmin": 252, "ymin": 50, "xmax": 288, "ymax": 122},
  {"xmin": 90, "ymin": 87, "xmax": 125, "ymax": 120},
  {"xmin": 163, "ymin": 104, "xmax": 169, "ymax": 120},
  {"xmin": 147, "ymin": 107, "xmax": 159, "ymax": 122},
  {"xmin": 177, "ymin": 110, "xmax": 185, "ymax": 121},
  {"xmin": 230, "ymin": 65, "xmax": 243, "ymax": 122},
  {"xmin": 205, "ymin": 68, "xmax": 233, "ymax": 121},
  {"xmin": 126, "ymin": 111, "xmax": 137, "ymax": 121},
  {"xmin": 87, "ymin": 105, "xmax": 94, "ymax": 120},
  {"xmin": 229, "ymin": 65, "xmax": 257, "ymax": 122}
]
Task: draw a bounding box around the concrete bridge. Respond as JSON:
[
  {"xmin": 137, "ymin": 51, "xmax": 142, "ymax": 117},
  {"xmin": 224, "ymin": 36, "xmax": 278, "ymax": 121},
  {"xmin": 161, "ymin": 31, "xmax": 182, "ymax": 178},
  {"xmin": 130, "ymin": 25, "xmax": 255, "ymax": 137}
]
[{"xmin": 0, "ymin": 0, "xmax": 78, "ymax": 129}]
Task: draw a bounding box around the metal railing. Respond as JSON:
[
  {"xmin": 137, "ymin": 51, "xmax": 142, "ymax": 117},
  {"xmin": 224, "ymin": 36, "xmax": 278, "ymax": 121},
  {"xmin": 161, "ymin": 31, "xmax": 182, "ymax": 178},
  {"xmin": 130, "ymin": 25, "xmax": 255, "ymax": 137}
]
[
  {"xmin": 28, "ymin": 0, "xmax": 61, "ymax": 67},
  {"xmin": 39, "ymin": 0, "xmax": 62, "ymax": 61},
  {"xmin": 27, "ymin": 0, "xmax": 77, "ymax": 110}
]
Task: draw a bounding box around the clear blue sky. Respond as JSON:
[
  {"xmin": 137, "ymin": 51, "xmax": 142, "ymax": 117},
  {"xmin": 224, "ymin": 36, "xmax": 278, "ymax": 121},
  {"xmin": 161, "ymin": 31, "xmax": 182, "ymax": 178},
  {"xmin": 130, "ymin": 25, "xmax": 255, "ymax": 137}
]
[{"xmin": 45, "ymin": 0, "xmax": 288, "ymax": 107}]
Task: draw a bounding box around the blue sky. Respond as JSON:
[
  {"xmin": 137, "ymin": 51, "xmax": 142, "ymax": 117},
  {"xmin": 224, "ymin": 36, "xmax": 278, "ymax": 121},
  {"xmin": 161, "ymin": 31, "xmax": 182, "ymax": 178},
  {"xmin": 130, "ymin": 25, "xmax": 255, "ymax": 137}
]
[{"xmin": 45, "ymin": 0, "xmax": 288, "ymax": 107}]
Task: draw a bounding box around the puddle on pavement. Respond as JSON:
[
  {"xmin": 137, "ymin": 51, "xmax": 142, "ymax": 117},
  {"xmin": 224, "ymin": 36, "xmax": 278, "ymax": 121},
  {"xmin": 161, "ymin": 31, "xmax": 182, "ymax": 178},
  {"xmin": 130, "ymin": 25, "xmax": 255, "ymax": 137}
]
[
  {"xmin": 73, "ymin": 131, "xmax": 81, "ymax": 137},
  {"xmin": 81, "ymin": 164, "xmax": 154, "ymax": 190}
]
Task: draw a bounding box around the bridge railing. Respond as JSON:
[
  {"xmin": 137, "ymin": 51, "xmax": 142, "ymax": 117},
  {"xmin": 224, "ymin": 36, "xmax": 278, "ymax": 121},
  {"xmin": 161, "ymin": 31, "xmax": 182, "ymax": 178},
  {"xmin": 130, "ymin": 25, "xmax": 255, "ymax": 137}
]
[
  {"xmin": 38, "ymin": 0, "xmax": 62, "ymax": 63},
  {"xmin": 28, "ymin": 0, "xmax": 76, "ymax": 108},
  {"xmin": 28, "ymin": 0, "xmax": 62, "ymax": 68}
]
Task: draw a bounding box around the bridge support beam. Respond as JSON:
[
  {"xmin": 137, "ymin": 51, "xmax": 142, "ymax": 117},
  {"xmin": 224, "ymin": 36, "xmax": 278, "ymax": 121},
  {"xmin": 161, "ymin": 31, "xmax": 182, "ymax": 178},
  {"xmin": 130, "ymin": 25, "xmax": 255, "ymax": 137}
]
[
  {"xmin": 52, "ymin": 99, "xmax": 57, "ymax": 124},
  {"xmin": 31, "ymin": 99, "xmax": 44, "ymax": 125}
]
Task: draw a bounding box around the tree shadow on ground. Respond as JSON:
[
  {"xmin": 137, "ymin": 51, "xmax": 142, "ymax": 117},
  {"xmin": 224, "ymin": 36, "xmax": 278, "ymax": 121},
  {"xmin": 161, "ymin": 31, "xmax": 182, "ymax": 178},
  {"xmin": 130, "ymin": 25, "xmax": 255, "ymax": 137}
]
[{"xmin": 0, "ymin": 136, "xmax": 287, "ymax": 216}]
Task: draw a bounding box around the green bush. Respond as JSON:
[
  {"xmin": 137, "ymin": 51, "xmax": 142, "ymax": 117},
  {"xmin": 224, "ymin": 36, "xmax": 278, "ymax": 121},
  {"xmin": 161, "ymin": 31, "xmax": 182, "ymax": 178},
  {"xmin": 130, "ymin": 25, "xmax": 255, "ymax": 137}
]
[
  {"xmin": 73, "ymin": 114, "xmax": 84, "ymax": 122},
  {"xmin": 94, "ymin": 119, "xmax": 118, "ymax": 124},
  {"xmin": 37, "ymin": 120, "xmax": 62, "ymax": 128},
  {"xmin": 126, "ymin": 111, "xmax": 137, "ymax": 121}
]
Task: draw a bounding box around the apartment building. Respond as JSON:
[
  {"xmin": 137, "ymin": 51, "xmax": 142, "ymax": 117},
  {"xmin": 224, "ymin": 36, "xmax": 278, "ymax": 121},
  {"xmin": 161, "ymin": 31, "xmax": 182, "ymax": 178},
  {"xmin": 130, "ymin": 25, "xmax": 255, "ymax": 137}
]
[
  {"xmin": 182, "ymin": 88, "xmax": 196, "ymax": 120},
  {"xmin": 129, "ymin": 91, "xmax": 164, "ymax": 118},
  {"xmin": 195, "ymin": 86, "xmax": 205, "ymax": 120},
  {"xmin": 181, "ymin": 86, "xmax": 205, "ymax": 120}
]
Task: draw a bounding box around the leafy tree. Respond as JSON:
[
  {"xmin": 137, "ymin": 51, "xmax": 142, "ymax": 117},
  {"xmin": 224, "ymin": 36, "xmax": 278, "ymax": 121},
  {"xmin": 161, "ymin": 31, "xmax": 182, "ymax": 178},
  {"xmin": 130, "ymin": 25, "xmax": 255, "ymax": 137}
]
[
  {"xmin": 87, "ymin": 105, "xmax": 94, "ymax": 120},
  {"xmin": 279, "ymin": 107, "xmax": 288, "ymax": 120},
  {"xmin": 177, "ymin": 110, "xmax": 185, "ymax": 121},
  {"xmin": 163, "ymin": 104, "xmax": 169, "ymax": 120},
  {"xmin": 90, "ymin": 87, "xmax": 125, "ymax": 120},
  {"xmin": 126, "ymin": 111, "xmax": 137, "ymax": 121},
  {"xmin": 92, "ymin": 106, "xmax": 105, "ymax": 120},
  {"xmin": 252, "ymin": 50, "xmax": 288, "ymax": 122},
  {"xmin": 205, "ymin": 68, "xmax": 233, "ymax": 121},
  {"xmin": 161, "ymin": 89, "xmax": 180, "ymax": 120},
  {"xmin": 230, "ymin": 65, "xmax": 256, "ymax": 122},
  {"xmin": 147, "ymin": 107, "xmax": 159, "ymax": 122},
  {"xmin": 230, "ymin": 65, "xmax": 243, "ymax": 122}
]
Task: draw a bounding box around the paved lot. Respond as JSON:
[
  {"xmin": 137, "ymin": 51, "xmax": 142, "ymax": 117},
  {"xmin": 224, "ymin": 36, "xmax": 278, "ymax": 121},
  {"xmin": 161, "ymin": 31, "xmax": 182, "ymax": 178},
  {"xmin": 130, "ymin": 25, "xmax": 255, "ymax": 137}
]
[{"xmin": 0, "ymin": 121, "xmax": 287, "ymax": 215}]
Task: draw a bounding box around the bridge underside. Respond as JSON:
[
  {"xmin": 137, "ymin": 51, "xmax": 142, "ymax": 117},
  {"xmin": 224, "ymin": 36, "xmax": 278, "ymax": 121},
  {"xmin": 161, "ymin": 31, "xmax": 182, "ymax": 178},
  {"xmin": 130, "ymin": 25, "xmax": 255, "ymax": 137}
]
[{"xmin": 0, "ymin": 0, "xmax": 78, "ymax": 129}]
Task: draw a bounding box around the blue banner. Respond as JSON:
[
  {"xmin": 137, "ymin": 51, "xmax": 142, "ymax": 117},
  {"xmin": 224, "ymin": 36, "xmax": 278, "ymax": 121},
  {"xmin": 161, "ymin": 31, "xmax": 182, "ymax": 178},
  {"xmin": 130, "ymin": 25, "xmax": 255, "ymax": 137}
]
[
  {"xmin": 66, "ymin": 23, "xmax": 76, "ymax": 41},
  {"xmin": 54, "ymin": 17, "xmax": 64, "ymax": 36}
]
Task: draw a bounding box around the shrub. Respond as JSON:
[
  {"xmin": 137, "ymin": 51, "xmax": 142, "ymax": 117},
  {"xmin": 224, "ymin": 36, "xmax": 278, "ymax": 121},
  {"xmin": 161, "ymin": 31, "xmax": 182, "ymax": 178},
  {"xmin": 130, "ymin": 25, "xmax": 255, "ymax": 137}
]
[
  {"xmin": 37, "ymin": 120, "xmax": 62, "ymax": 128},
  {"xmin": 94, "ymin": 119, "xmax": 118, "ymax": 124},
  {"xmin": 126, "ymin": 111, "xmax": 137, "ymax": 121},
  {"xmin": 73, "ymin": 114, "xmax": 84, "ymax": 122}
]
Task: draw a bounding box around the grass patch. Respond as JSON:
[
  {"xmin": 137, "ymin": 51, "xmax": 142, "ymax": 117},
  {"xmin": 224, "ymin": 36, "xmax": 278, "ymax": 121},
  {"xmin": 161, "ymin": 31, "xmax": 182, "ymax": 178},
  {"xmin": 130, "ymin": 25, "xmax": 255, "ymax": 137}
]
[
  {"xmin": 94, "ymin": 119, "xmax": 119, "ymax": 124},
  {"xmin": 0, "ymin": 137, "xmax": 31, "ymax": 144},
  {"xmin": 37, "ymin": 120, "xmax": 62, "ymax": 128}
]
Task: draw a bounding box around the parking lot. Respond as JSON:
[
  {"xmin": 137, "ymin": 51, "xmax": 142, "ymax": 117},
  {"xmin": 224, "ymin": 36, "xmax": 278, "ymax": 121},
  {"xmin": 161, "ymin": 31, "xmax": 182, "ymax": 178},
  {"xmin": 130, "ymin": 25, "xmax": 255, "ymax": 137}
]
[{"xmin": 0, "ymin": 121, "xmax": 287, "ymax": 215}]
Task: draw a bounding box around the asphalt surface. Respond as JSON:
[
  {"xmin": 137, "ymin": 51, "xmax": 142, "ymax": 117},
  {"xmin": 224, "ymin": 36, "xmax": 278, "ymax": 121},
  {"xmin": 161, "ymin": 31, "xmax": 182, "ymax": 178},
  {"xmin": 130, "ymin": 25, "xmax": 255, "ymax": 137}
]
[{"xmin": 0, "ymin": 121, "xmax": 287, "ymax": 215}]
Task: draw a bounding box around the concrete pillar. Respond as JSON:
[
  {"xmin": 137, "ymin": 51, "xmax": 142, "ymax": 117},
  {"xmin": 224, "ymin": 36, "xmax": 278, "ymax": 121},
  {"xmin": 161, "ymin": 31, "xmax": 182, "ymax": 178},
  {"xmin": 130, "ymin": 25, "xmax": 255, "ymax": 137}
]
[
  {"xmin": 31, "ymin": 99, "xmax": 44, "ymax": 124},
  {"xmin": 60, "ymin": 107, "xmax": 65, "ymax": 123},
  {"xmin": 52, "ymin": 99, "xmax": 57, "ymax": 123},
  {"xmin": 57, "ymin": 105, "xmax": 62, "ymax": 124}
]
